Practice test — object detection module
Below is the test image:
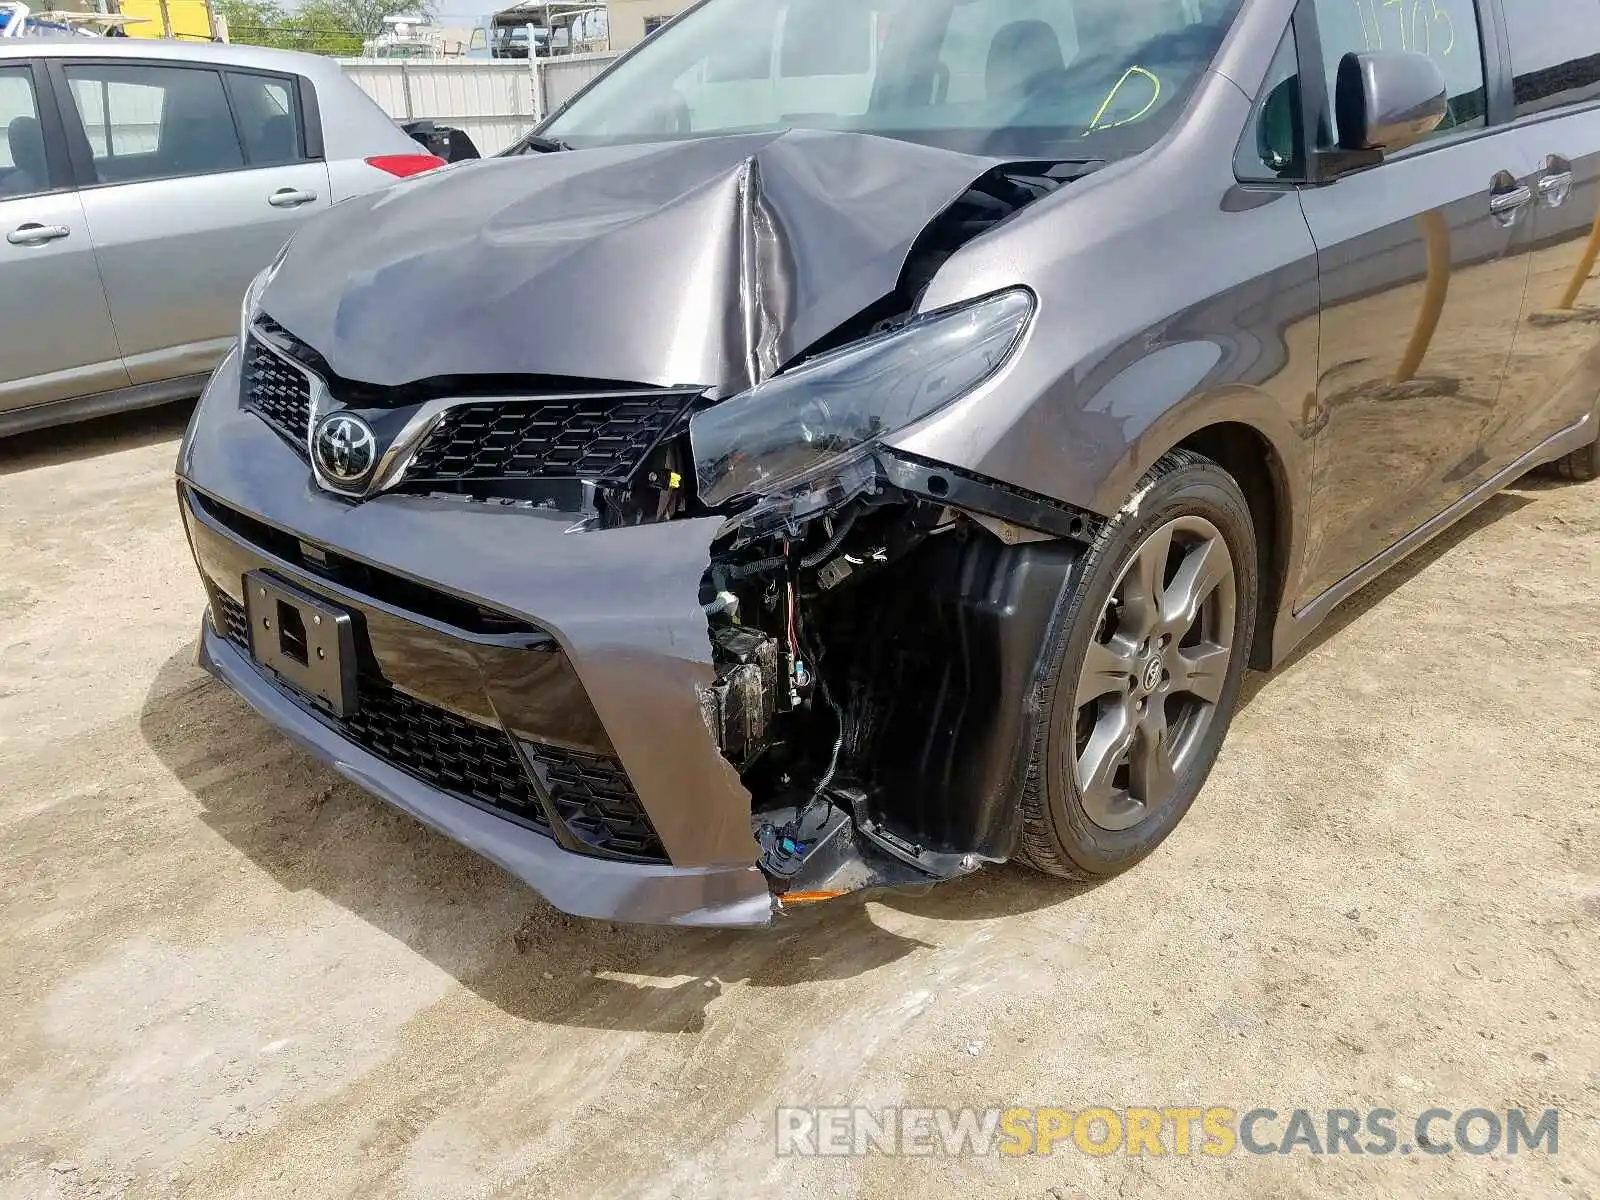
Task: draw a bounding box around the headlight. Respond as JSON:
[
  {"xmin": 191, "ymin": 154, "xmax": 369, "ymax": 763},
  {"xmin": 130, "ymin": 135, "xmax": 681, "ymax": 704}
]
[
  {"xmin": 690, "ymin": 289, "xmax": 1033, "ymax": 509},
  {"xmin": 239, "ymin": 239, "xmax": 292, "ymax": 348}
]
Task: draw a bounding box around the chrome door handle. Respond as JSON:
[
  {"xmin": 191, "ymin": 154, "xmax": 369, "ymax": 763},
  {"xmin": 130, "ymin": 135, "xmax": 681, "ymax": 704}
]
[
  {"xmin": 1489, "ymin": 183, "xmax": 1533, "ymax": 227},
  {"xmin": 6, "ymin": 222, "xmax": 70, "ymax": 246},
  {"xmin": 268, "ymin": 188, "xmax": 318, "ymax": 208},
  {"xmin": 1538, "ymin": 170, "xmax": 1574, "ymax": 208}
]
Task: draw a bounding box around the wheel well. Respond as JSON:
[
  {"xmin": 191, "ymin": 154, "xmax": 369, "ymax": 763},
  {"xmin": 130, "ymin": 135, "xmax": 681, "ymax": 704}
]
[{"xmin": 1177, "ymin": 423, "xmax": 1288, "ymax": 670}]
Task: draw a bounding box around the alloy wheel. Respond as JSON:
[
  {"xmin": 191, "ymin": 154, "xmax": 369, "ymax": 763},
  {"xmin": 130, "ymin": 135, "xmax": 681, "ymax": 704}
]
[{"xmin": 1070, "ymin": 515, "xmax": 1238, "ymax": 831}]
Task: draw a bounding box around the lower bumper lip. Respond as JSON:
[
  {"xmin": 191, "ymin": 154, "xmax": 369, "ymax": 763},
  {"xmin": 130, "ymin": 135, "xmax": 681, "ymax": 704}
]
[{"xmin": 197, "ymin": 619, "xmax": 776, "ymax": 928}]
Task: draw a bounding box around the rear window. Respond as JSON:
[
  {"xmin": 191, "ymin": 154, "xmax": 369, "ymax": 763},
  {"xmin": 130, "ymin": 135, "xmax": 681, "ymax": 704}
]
[{"xmin": 1501, "ymin": 0, "xmax": 1600, "ymax": 117}]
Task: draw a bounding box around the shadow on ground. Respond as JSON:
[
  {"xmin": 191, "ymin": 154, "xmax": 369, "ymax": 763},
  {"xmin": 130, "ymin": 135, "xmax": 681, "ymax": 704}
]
[
  {"xmin": 139, "ymin": 647, "xmax": 948, "ymax": 1034},
  {"xmin": 135, "ymin": 487, "xmax": 1537, "ymax": 1030},
  {"xmin": 0, "ymin": 400, "xmax": 194, "ymax": 476}
]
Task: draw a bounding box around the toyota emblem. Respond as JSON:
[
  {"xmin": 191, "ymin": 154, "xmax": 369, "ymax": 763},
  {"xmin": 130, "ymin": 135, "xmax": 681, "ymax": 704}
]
[{"xmin": 313, "ymin": 412, "xmax": 378, "ymax": 486}]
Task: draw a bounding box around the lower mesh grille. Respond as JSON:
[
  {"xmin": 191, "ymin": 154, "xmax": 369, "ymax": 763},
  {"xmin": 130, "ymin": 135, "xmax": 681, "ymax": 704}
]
[
  {"xmin": 342, "ymin": 681, "xmax": 549, "ymax": 828},
  {"xmin": 212, "ymin": 586, "xmax": 251, "ymax": 648},
  {"xmin": 242, "ymin": 333, "xmax": 312, "ymax": 447},
  {"xmin": 209, "ymin": 589, "xmax": 546, "ymax": 829},
  {"xmin": 522, "ymin": 743, "xmax": 668, "ymax": 862},
  {"xmin": 207, "ymin": 589, "xmax": 667, "ymax": 861}
]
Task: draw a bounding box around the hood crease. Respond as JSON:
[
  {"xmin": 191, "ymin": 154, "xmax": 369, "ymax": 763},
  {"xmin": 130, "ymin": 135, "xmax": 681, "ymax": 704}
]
[{"xmin": 259, "ymin": 130, "xmax": 1001, "ymax": 396}]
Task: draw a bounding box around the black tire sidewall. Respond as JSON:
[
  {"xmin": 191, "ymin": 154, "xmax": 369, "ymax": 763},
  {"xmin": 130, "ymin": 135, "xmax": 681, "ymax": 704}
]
[{"xmin": 1040, "ymin": 461, "xmax": 1259, "ymax": 876}]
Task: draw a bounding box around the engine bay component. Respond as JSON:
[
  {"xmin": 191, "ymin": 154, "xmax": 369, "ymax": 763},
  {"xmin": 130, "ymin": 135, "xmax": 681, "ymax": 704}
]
[{"xmin": 702, "ymin": 626, "xmax": 784, "ymax": 769}]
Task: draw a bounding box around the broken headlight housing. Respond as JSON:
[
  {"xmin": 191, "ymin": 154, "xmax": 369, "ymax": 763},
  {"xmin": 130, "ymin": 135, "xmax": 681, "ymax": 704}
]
[{"xmin": 689, "ymin": 289, "xmax": 1034, "ymax": 531}]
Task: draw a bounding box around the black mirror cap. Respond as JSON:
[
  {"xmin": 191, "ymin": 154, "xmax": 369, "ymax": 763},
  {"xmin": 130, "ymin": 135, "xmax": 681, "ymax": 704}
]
[
  {"xmin": 1336, "ymin": 50, "xmax": 1449, "ymax": 155},
  {"xmin": 402, "ymin": 120, "xmax": 482, "ymax": 163}
]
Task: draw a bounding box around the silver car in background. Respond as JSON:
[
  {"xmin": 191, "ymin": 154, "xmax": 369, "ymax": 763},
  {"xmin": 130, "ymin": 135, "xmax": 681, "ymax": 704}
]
[{"xmin": 0, "ymin": 39, "xmax": 442, "ymax": 436}]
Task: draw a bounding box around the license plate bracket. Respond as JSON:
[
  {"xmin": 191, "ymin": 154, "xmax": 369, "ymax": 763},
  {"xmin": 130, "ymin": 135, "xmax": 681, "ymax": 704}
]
[{"xmin": 242, "ymin": 570, "xmax": 359, "ymax": 717}]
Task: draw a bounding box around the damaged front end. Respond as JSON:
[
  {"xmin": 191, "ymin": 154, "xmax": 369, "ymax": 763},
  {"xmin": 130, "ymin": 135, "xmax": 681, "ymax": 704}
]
[
  {"xmin": 185, "ymin": 130, "xmax": 1108, "ymax": 925},
  {"xmin": 682, "ymin": 290, "xmax": 1103, "ymax": 908}
]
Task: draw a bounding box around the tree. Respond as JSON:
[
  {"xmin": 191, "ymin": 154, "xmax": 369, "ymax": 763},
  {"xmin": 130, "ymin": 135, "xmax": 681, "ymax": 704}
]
[
  {"xmin": 288, "ymin": 0, "xmax": 367, "ymax": 53},
  {"xmin": 217, "ymin": 0, "xmax": 430, "ymax": 54},
  {"xmin": 215, "ymin": 0, "xmax": 290, "ymax": 44},
  {"xmin": 318, "ymin": 0, "xmax": 434, "ymax": 41}
]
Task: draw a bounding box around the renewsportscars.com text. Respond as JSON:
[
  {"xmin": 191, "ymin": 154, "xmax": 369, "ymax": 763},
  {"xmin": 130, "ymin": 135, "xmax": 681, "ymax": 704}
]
[{"xmin": 775, "ymin": 1105, "xmax": 1560, "ymax": 1158}]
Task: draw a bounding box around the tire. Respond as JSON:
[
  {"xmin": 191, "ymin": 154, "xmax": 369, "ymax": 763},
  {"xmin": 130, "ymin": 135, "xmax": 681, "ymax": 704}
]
[
  {"xmin": 1544, "ymin": 435, "xmax": 1600, "ymax": 483},
  {"xmin": 1017, "ymin": 449, "xmax": 1259, "ymax": 881}
]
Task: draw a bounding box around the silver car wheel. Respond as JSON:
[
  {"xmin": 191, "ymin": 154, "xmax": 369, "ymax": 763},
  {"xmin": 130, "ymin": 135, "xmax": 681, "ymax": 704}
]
[{"xmin": 1069, "ymin": 514, "xmax": 1238, "ymax": 832}]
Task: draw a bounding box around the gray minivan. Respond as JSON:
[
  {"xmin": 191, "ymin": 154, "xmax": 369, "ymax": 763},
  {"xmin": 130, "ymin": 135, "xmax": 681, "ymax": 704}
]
[
  {"xmin": 0, "ymin": 39, "xmax": 438, "ymax": 436},
  {"xmin": 179, "ymin": 0, "xmax": 1600, "ymax": 927}
]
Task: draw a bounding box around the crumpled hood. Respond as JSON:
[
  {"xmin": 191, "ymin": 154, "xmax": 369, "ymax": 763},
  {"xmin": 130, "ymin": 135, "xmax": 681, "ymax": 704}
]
[{"xmin": 260, "ymin": 130, "xmax": 999, "ymax": 394}]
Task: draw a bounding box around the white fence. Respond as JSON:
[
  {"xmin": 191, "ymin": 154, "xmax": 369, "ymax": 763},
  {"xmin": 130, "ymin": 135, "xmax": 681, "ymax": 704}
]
[
  {"xmin": 336, "ymin": 53, "xmax": 621, "ymax": 155},
  {"xmin": 535, "ymin": 50, "xmax": 620, "ymax": 117}
]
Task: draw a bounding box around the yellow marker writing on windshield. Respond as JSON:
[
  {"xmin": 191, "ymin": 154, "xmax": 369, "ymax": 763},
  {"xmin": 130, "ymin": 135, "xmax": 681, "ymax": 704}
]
[{"xmin": 1088, "ymin": 66, "xmax": 1162, "ymax": 132}]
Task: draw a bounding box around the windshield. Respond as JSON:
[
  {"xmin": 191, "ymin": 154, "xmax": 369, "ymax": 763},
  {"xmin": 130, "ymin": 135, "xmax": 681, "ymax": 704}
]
[{"xmin": 539, "ymin": 0, "xmax": 1243, "ymax": 158}]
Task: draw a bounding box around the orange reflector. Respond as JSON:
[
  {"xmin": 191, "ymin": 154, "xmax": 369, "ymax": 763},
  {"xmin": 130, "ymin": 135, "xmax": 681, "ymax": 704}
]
[{"xmin": 779, "ymin": 890, "xmax": 848, "ymax": 906}]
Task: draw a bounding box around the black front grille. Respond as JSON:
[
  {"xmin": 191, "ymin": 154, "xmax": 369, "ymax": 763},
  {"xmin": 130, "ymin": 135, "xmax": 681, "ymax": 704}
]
[
  {"xmin": 404, "ymin": 393, "xmax": 696, "ymax": 485},
  {"xmin": 256, "ymin": 315, "xmax": 330, "ymax": 377},
  {"xmin": 522, "ymin": 742, "xmax": 667, "ymax": 862},
  {"xmin": 208, "ymin": 588, "xmax": 666, "ymax": 861},
  {"xmin": 242, "ymin": 332, "xmax": 312, "ymax": 447}
]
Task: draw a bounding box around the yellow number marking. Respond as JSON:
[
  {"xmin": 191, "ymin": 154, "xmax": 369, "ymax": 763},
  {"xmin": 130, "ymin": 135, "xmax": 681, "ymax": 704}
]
[
  {"xmin": 1383, "ymin": 0, "xmax": 1407, "ymax": 50},
  {"xmin": 1352, "ymin": 0, "xmax": 1374, "ymax": 49},
  {"xmin": 1411, "ymin": 0, "xmax": 1431, "ymax": 55},
  {"xmin": 1432, "ymin": 0, "xmax": 1456, "ymax": 55}
]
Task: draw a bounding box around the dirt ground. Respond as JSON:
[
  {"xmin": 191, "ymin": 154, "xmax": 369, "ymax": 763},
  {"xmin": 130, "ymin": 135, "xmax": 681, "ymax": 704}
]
[{"xmin": 0, "ymin": 402, "xmax": 1596, "ymax": 1200}]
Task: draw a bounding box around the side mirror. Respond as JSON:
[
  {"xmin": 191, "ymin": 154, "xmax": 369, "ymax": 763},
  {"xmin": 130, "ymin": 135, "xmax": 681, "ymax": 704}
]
[{"xmin": 1336, "ymin": 50, "xmax": 1448, "ymax": 154}]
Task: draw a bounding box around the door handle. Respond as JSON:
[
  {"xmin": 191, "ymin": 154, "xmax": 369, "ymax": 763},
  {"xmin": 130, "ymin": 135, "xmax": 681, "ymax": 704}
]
[
  {"xmin": 268, "ymin": 188, "xmax": 318, "ymax": 208},
  {"xmin": 1537, "ymin": 166, "xmax": 1574, "ymax": 209},
  {"xmin": 1489, "ymin": 183, "xmax": 1533, "ymax": 227},
  {"xmin": 6, "ymin": 222, "xmax": 70, "ymax": 246}
]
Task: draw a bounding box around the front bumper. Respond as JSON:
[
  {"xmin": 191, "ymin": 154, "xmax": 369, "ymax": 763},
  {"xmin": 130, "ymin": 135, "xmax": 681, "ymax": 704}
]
[
  {"xmin": 196, "ymin": 619, "xmax": 773, "ymax": 926},
  {"xmin": 177, "ymin": 348, "xmax": 775, "ymax": 926}
]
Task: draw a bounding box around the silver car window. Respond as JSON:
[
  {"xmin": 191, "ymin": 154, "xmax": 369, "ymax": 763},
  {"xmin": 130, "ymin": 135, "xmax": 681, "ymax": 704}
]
[
  {"xmin": 227, "ymin": 71, "xmax": 305, "ymax": 166},
  {"xmin": 64, "ymin": 62, "xmax": 245, "ymax": 184},
  {"xmin": 1312, "ymin": 0, "xmax": 1487, "ymax": 140},
  {"xmin": 0, "ymin": 66, "xmax": 47, "ymax": 198}
]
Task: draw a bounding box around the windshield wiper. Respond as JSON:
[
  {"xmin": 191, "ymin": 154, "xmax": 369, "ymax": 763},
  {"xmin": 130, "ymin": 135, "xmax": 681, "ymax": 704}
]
[
  {"xmin": 516, "ymin": 134, "xmax": 574, "ymax": 155},
  {"xmin": 1047, "ymin": 158, "xmax": 1109, "ymax": 179}
]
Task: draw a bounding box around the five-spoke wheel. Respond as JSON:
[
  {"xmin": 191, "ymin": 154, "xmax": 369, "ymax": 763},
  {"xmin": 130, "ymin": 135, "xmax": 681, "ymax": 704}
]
[
  {"xmin": 1019, "ymin": 449, "xmax": 1258, "ymax": 881},
  {"xmin": 1071, "ymin": 514, "xmax": 1237, "ymax": 831}
]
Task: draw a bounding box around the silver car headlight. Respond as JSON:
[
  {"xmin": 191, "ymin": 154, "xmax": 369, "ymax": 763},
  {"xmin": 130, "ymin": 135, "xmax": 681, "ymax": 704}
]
[
  {"xmin": 689, "ymin": 289, "xmax": 1034, "ymax": 522},
  {"xmin": 239, "ymin": 239, "xmax": 292, "ymax": 348}
]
